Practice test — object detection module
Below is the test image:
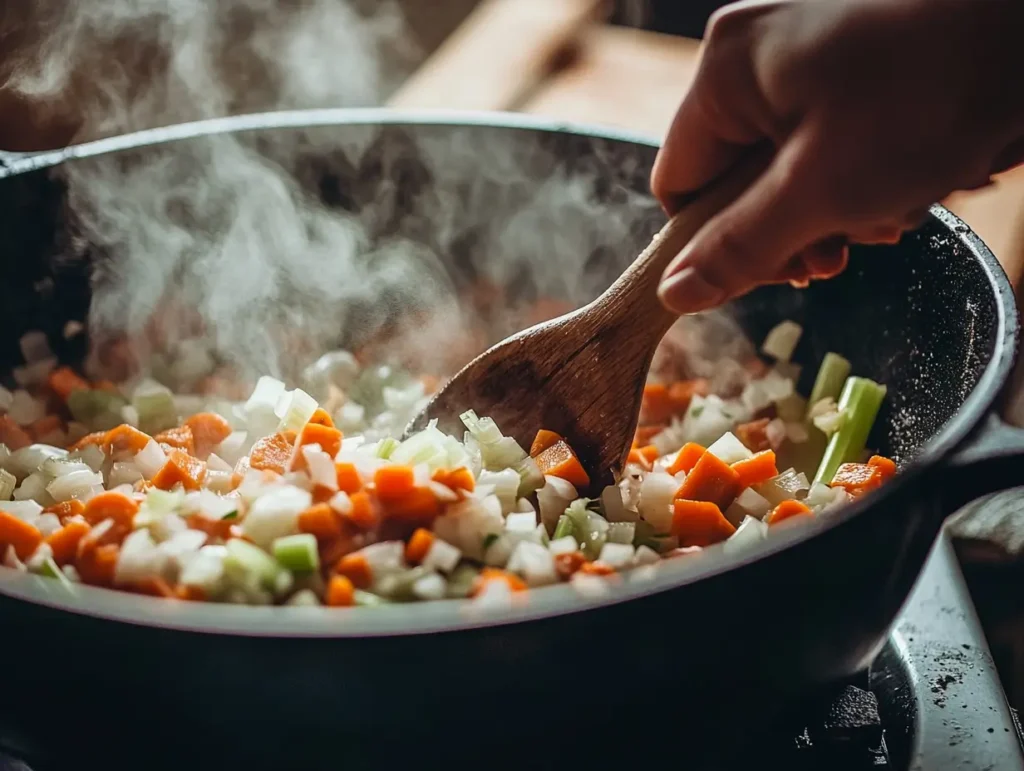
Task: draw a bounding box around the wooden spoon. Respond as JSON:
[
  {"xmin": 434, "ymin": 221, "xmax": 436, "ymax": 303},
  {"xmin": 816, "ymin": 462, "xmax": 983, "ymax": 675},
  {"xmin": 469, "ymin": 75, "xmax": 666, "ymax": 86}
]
[{"xmin": 403, "ymin": 151, "xmax": 771, "ymax": 494}]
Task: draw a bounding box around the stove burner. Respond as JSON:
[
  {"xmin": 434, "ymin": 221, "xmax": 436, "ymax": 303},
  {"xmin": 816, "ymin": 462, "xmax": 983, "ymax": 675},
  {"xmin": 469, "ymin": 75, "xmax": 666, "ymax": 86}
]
[{"xmin": 1, "ymin": 534, "xmax": 1021, "ymax": 771}]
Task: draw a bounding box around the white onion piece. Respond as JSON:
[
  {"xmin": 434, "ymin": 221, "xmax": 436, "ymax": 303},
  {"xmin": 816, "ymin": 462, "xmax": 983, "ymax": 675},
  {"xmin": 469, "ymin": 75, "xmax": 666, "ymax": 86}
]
[
  {"xmin": 359, "ymin": 541, "xmax": 405, "ymax": 575},
  {"xmin": 10, "ymin": 445, "xmax": 68, "ymax": 477},
  {"xmin": 536, "ymin": 475, "xmax": 577, "ymax": 534},
  {"xmin": 46, "ymin": 470, "xmax": 104, "ymax": 502},
  {"xmin": 761, "ymin": 321, "xmax": 803, "ymax": 362},
  {"xmin": 302, "ymin": 446, "xmax": 338, "ymax": 491},
  {"xmin": 548, "ymin": 535, "xmax": 579, "ymax": 555},
  {"xmin": 707, "ymin": 431, "xmax": 754, "ymax": 464},
  {"xmin": 14, "ymin": 473, "xmax": 52, "ymax": 504},
  {"xmin": 634, "ymin": 544, "xmax": 661, "ymax": 566},
  {"xmin": 601, "ymin": 483, "xmax": 636, "ymax": 523},
  {"xmin": 724, "ymin": 487, "xmax": 772, "ymax": 525},
  {"xmin": 19, "ymin": 331, "xmax": 52, "ymax": 363},
  {"xmin": 428, "ymin": 481, "xmax": 459, "ymax": 503},
  {"xmin": 134, "ymin": 440, "xmax": 168, "ymax": 479},
  {"xmin": 206, "ymin": 453, "xmax": 232, "ymax": 473},
  {"xmin": 215, "ymin": 432, "xmax": 250, "ymax": 466},
  {"xmin": 596, "ymin": 542, "xmax": 635, "ymax": 569},
  {"xmin": 506, "ymin": 541, "xmax": 557, "ymax": 586},
  {"xmin": 505, "ymin": 510, "xmax": 537, "ymax": 533},
  {"xmin": 422, "ymin": 538, "xmax": 461, "ymax": 574},
  {"xmin": 639, "ymin": 471, "xmax": 678, "ymax": 532},
  {"xmin": 8, "ymin": 391, "xmax": 45, "ymax": 426},
  {"xmin": 723, "ymin": 515, "xmax": 769, "ymax": 555},
  {"xmin": 205, "ymin": 470, "xmax": 234, "ymax": 494},
  {"xmin": 328, "ymin": 491, "xmax": 353, "ymax": 516},
  {"xmin": 241, "ymin": 485, "xmax": 310, "ymax": 549},
  {"xmin": 1, "ymin": 499, "xmax": 43, "ymax": 523},
  {"xmin": 14, "ymin": 358, "xmax": 58, "ymax": 388}
]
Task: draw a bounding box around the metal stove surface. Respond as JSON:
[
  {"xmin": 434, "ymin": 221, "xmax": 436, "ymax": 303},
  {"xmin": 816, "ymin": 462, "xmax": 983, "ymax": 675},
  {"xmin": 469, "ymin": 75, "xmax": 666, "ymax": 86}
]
[{"xmin": 0, "ymin": 533, "xmax": 1020, "ymax": 771}]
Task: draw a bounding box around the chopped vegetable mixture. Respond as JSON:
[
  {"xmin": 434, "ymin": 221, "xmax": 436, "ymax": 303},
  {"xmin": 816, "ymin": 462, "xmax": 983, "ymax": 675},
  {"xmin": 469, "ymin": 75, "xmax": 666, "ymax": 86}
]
[{"xmin": 0, "ymin": 321, "xmax": 894, "ymax": 609}]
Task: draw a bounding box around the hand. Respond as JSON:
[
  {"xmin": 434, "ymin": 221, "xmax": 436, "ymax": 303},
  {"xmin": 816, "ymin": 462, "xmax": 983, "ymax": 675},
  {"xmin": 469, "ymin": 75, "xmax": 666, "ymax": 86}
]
[{"xmin": 652, "ymin": 0, "xmax": 1024, "ymax": 314}]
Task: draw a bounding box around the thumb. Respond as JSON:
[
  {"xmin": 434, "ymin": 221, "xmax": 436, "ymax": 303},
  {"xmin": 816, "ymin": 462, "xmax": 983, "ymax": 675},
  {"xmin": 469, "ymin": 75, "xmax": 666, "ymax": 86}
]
[{"xmin": 657, "ymin": 139, "xmax": 830, "ymax": 314}]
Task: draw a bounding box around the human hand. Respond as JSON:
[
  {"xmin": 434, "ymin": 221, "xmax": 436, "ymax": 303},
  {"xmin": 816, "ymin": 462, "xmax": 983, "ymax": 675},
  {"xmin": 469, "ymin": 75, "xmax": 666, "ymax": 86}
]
[{"xmin": 652, "ymin": 0, "xmax": 1024, "ymax": 314}]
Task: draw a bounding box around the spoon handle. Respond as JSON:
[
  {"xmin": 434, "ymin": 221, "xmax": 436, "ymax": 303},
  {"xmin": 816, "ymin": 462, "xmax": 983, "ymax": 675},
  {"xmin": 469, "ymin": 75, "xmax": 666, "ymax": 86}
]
[{"xmin": 596, "ymin": 147, "xmax": 774, "ymax": 333}]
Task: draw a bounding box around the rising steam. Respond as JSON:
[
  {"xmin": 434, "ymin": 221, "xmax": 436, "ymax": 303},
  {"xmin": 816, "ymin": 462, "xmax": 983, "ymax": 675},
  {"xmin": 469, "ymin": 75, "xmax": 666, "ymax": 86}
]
[{"xmin": 2, "ymin": 0, "xmax": 747, "ymax": 397}]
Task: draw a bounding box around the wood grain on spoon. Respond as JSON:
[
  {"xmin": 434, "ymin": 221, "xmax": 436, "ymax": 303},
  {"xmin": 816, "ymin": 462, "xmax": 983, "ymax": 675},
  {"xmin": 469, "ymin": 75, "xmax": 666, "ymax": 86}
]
[{"xmin": 404, "ymin": 150, "xmax": 772, "ymax": 494}]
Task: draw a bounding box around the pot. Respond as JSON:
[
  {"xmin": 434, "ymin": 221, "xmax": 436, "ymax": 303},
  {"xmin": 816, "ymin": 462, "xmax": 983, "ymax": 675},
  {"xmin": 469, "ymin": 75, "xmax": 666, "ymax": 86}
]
[{"xmin": 0, "ymin": 110, "xmax": 1021, "ymax": 770}]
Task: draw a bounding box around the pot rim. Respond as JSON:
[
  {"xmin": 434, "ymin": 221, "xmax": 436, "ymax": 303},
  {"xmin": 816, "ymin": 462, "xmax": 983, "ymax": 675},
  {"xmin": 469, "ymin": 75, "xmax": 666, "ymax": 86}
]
[{"xmin": 0, "ymin": 108, "xmax": 1017, "ymax": 637}]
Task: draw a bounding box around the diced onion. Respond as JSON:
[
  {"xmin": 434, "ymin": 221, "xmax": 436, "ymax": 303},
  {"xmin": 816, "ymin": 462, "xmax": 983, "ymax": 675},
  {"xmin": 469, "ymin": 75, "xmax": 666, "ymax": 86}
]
[
  {"xmin": 707, "ymin": 431, "xmax": 754, "ymax": 464},
  {"xmin": 536, "ymin": 475, "xmax": 577, "ymax": 535},
  {"xmin": 134, "ymin": 440, "xmax": 168, "ymax": 479},
  {"xmin": 241, "ymin": 485, "xmax": 311, "ymax": 549},
  {"xmin": 724, "ymin": 487, "xmax": 772, "ymax": 525},
  {"xmin": 638, "ymin": 471, "xmax": 677, "ymax": 532},
  {"xmin": 723, "ymin": 515, "xmax": 769, "ymax": 555},
  {"xmin": 761, "ymin": 321, "xmax": 803, "ymax": 362},
  {"xmin": 596, "ymin": 542, "xmax": 635, "ymax": 569},
  {"xmin": 422, "ymin": 538, "xmax": 461, "ymax": 574},
  {"xmin": 46, "ymin": 469, "xmax": 104, "ymax": 502}
]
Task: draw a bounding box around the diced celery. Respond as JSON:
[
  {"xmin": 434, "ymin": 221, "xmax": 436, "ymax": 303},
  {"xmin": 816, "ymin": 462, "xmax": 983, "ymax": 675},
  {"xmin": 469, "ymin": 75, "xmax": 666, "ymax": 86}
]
[
  {"xmin": 482, "ymin": 437, "xmax": 527, "ymax": 471},
  {"xmin": 564, "ymin": 499, "xmax": 609, "ymax": 560},
  {"xmin": 460, "ymin": 410, "xmax": 503, "ymax": 446},
  {"xmin": 132, "ymin": 385, "xmax": 178, "ymax": 435},
  {"xmin": 806, "ymin": 353, "xmax": 852, "ymax": 416},
  {"xmin": 39, "ymin": 556, "xmax": 74, "ymax": 589},
  {"xmin": 0, "ymin": 469, "xmax": 15, "ymax": 501},
  {"xmin": 552, "ymin": 514, "xmax": 574, "ymax": 540},
  {"xmin": 68, "ymin": 389, "xmax": 128, "ymax": 429},
  {"xmin": 374, "ymin": 437, "xmax": 399, "ymax": 460},
  {"xmin": 277, "ymin": 388, "xmax": 318, "ymax": 433},
  {"xmin": 225, "ymin": 538, "xmax": 283, "ymax": 589},
  {"xmin": 813, "ymin": 377, "xmax": 887, "ymax": 486},
  {"xmin": 272, "ymin": 533, "xmax": 320, "ymax": 573}
]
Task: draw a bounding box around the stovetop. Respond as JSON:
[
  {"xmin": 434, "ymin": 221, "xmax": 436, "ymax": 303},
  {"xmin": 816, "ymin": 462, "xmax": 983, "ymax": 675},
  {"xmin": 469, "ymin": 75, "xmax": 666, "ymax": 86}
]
[{"xmin": 1, "ymin": 533, "xmax": 1021, "ymax": 771}]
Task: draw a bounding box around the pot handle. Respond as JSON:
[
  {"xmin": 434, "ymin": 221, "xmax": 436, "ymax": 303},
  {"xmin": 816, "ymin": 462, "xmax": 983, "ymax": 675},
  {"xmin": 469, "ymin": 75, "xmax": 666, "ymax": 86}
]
[{"xmin": 941, "ymin": 413, "xmax": 1024, "ymax": 514}]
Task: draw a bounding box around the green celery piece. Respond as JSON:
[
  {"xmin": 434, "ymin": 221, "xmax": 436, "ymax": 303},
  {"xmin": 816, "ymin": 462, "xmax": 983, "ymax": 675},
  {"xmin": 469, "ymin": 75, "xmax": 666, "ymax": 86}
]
[
  {"xmin": 446, "ymin": 564, "xmax": 479, "ymax": 598},
  {"xmin": 813, "ymin": 377, "xmax": 887, "ymax": 486},
  {"xmin": 552, "ymin": 514, "xmax": 574, "ymax": 540},
  {"xmin": 272, "ymin": 534, "xmax": 320, "ymax": 573},
  {"xmin": 806, "ymin": 353, "xmax": 852, "ymax": 415}
]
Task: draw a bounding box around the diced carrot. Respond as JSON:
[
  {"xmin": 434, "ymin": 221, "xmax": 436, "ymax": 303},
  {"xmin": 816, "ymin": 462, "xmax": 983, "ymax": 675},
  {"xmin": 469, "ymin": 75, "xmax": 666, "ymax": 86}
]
[
  {"xmin": 248, "ymin": 432, "xmax": 295, "ymax": 475},
  {"xmin": 831, "ymin": 463, "xmax": 883, "ymax": 497},
  {"xmin": 151, "ymin": 449, "xmax": 207, "ymax": 492},
  {"xmin": 666, "ymin": 442, "xmax": 706, "ymax": 475},
  {"xmin": 45, "ymin": 520, "xmax": 91, "ymax": 565},
  {"xmin": 47, "ymin": 366, "xmax": 90, "ymax": 402},
  {"xmin": 638, "ymin": 445, "xmax": 660, "ymax": 465},
  {"xmin": 154, "ymin": 425, "xmax": 196, "ymax": 456},
  {"xmin": 578, "ymin": 560, "xmax": 616, "ymax": 576},
  {"xmin": 105, "ymin": 424, "xmax": 154, "ymax": 455},
  {"xmin": 634, "ymin": 425, "xmax": 664, "ymax": 447},
  {"xmin": 0, "ymin": 510, "xmax": 43, "ymax": 560},
  {"xmin": 641, "ymin": 383, "xmax": 675, "ymax": 424},
  {"xmin": 319, "ymin": 536, "xmax": 356, "ymax": 568},
  {"xmin": 185, "ymin": 513, "xmax": 232, "ymax": 541},
  {"xmin": 675, "ymin": 450, "xmax": 742, "ymax": 510},
  {"xmin": 405, "ymin": 528, "xmax": 435, "ymax": 563},
  {"xmin": 670, "ymin": 499, "xmax": 737, "ymax": 547},
  {"xmin": 0, "ymin": 415, "xmax": 32, "ymax": 451},
  {"xmin": 530, "ymin": 429, "xmax": 563, "ymax": 457},
  {"xmin": 307, "ymin": 408, "xmax": 335, "ymax": 428},
  {"xmin": 554, "ymin": 551, "xmax": 587, "ymax": 579},
  {"xmin": 668, "ymin": 379, "xmax": 709, "ymax": 412},
  {"xmin": 868, "ymin": 455, "xmax": 898, "ymax": 481},
  {"xmin": 76, "ymin": 542, "xmax": 119, "ymax": 587},
  {"xmin": 335, "ymin": 462, "xmax": 362, "ymax": 494},
  {"xmin": 44, "ymin": 499, "xmax": 86, "ymax": 524},
  {"xmin": 534, "ymin": 440, "xmax": 590, "ymax": 488},
  {"xmin": 765, "ymin": 499, "xmax": 813, "ymax": 526},
  {"xmin": 124, "ymin": 577, "xmax": 176, "ymax": 598},
  {"xmin": 83, "ymin": 490, "xmax": 140, "ymax": 527},
  {"xmin": 71, "ymin": 430, "xmax": 108, "ymax": 452},
  {"xmin": 731, "ymin": 450, "xmax": 779, "ymax": 489},
  {"xmin": 176, "ymin": 585, "xmax": 207, "ymax": 602},
  {"xmin": 343, "ymin": 491, "xmax": 378, "ymax": 529},
  {"xmin": 291, "ymin": 423, "xmax": 343, "ymax": 470},
  {"xmin": 627, "ymin": 448, "xmax": 652, "ymax": 470},
  {"xmin": 184, "ymin": 412, "xmax": 232, "ymax": 458},
  {"xmin": 93, "ymin": 380, "xmax": 121, "ymax": 394},
  {"xmin": 374, "ymin": 465, "xmax": 416, "ymax": 501},
  {"xmin": 736, "ymin": 418, "xmax": 772, "ymax": 453},
  {"xmin": 470, "ymin": 568, "xmax": 527, "ymax": 596},
  {"xmin": 325, "ymin": 575, "xmax": 356, "ymax": 606},
  {"xmin": 29, "ymin": 414, "xmax": 63, "ymax": 442},
  {"xmin": 335, "ymin": 552, "xmax": 373, "ymax": 588},
  {"xmin": 385, "ymin": 487, "xmax": 441, "ymax": 523},
  {"xmin": 297, "ymin": 503, "xmax": 343, "ymax": 542},
  {"xmin": 431, "ymin": 467, "xmax": 475, "ymax": 494}
]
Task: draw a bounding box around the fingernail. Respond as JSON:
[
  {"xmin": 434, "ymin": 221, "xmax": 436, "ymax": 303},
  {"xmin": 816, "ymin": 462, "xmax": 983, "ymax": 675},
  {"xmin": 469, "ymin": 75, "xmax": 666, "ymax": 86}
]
[{"xmin": 657, "ymin": 266, "xmax": 724, "ymax": 314}]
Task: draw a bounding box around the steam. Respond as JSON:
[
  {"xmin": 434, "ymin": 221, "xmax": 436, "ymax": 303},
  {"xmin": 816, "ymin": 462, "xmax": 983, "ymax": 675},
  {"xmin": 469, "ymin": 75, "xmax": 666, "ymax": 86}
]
[{"xmin": 4, "ymin": 0, "xmax": 744, "ymax": 399}]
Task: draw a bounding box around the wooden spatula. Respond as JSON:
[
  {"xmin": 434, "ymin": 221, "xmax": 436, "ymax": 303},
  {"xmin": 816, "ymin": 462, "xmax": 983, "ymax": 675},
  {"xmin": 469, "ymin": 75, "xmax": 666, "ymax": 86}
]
[{"xmin": 403, "ymin": 151, "xmax": 770, "ymax": 494}]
